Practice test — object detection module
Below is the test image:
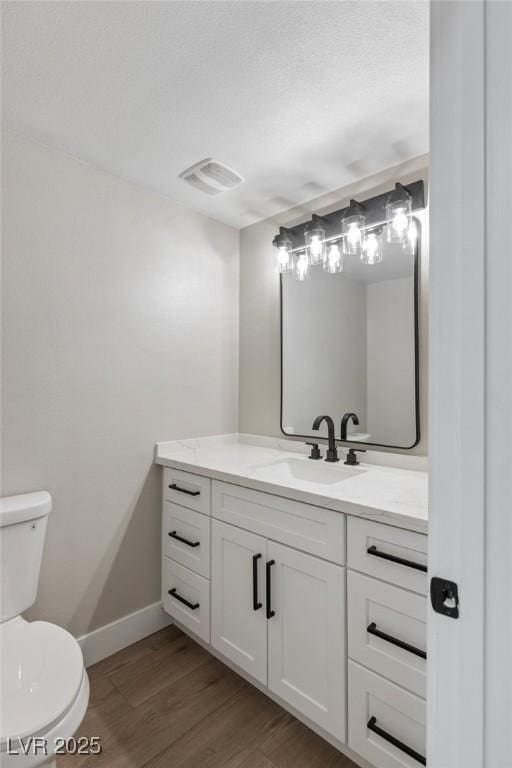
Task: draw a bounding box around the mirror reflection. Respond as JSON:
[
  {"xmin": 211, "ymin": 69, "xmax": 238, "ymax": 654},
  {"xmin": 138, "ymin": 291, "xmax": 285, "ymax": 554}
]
[{"xmin": 281, "ymin": 225, "xmax": 419, "ymax": 448}]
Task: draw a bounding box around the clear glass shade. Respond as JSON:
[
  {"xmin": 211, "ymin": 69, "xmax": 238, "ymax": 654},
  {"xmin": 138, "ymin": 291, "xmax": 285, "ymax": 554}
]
[
  {"xmin": 405, "ymin": 219, "xmax": 418, "ymax": 252},
  {"xmin": 361, "ymin": 230, "xmax": 383, "ymax": 265},
  {"xmin": 341, "ymin": 214, "xmax": 365, "ymax": 256},
  {"xmin": 324, "ymin": 242, "xmax": 343, "ymax": 273},
  {"xmin": 293, "ymin": 251, "xmax": 310, "ymax": 281},
  {"xmin": 304, "ymin": 227, "xmax": 325, "ymax": 266},
  {"xmin": 273, "ymin": 236, "xmax": 293, "ymax": 273},
  {"xmin": 386, "ymin": 197, "xmax": 412, "ymax": 243}
]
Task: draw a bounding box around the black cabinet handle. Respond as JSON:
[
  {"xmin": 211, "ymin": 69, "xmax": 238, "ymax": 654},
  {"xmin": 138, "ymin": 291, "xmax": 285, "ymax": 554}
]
[
  {"xmin": 168, "ymin": 588, "xmax": 199, "ymax": 611},
  {"xmin": 168, "ymin": 531, "xmax": 200, "ymax": 548},
  {"xmin": 367, "ymin": 717, "xmax": 426, "ymax": 765},
  {"xmin": 266, "ymin": 560, "xmax": 275, "ymax": 619},
  {"xmin": 367, "ymin": 545, "xmax": 427, "ymax": 573},
  {"xmin": 169, "ymin": 483, "xmax": 200, "ymax": 497},
  {"xmin": 252, "ymin": 554, "xmax": 262, "ymax": 610},
  {"xmin": 367, "ymin": 622, "xmax": 427, "ymax": 660}
]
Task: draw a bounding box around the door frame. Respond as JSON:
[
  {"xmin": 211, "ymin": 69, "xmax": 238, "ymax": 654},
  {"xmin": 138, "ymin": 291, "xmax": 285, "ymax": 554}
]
[{"xmin": 428, "ymin": 1, "xmax": 512, "ymax": 765}]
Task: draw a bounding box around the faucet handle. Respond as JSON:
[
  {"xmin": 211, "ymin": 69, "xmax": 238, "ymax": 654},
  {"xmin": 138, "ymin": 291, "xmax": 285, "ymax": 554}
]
[
  {"xmin": 305, "ymin": 442, "xmax": 322, "ymax": 460},
  {"xmin": 344, "ymin": 448, "xmax": 366, "ymax": 466}
]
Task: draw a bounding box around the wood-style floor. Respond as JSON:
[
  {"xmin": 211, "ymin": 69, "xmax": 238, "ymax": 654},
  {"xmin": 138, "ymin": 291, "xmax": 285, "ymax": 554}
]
[{"xmin": 59, "ymin": 625, "xmax": 357, "ymax": 768}]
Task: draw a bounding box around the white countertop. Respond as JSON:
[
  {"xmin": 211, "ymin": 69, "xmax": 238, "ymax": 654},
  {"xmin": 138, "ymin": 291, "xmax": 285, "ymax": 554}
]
[{"xmin": 155, "ymin": 434, "xmax": 428, "ymax": 534}]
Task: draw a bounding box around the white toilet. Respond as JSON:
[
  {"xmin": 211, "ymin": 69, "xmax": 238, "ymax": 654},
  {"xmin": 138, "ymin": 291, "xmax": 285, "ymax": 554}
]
[{"xmin": 0, "ymin": 492, "xmax": 89, "ymax": 768}]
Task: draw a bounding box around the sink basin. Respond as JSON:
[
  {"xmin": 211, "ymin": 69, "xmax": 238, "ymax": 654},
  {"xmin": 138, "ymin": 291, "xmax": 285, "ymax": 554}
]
[{"xmin": 249, "ymin": 457, "xmax": 363, "ymax": 487}]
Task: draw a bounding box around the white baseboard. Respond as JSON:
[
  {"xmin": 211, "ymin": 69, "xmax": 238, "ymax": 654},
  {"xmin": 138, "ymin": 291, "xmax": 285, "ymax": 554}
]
[{"xmin": 77, "ymin": 601, "xmax": 172, "ymax": 668}]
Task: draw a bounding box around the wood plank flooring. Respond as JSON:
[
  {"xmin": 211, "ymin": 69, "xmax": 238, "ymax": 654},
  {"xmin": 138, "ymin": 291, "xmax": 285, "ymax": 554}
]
[{"xmin": 59, "ymin": 626, "xmax": 358, "ymax": 768}]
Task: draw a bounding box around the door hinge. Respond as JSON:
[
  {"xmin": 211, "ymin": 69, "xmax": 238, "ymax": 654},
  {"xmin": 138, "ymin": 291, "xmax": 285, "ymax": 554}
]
[{"xmin": 430, "ymin": 577, "xmax": 459, "ymax": 619}]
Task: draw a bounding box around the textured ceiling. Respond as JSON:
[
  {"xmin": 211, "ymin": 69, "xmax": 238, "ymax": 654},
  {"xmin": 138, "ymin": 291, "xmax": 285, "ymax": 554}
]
[{"xmin": 2, "ymin": 1, "xmax": 429, "ymax": 229}]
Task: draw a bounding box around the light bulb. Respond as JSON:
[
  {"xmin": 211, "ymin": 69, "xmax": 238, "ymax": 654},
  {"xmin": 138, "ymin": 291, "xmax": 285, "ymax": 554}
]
[
  {"xmin": 277, "ymin": 246, "xmax": 291, "ymax": 271},
  {"xmin": 394, "ymin": 208, "xmax": 409, "ymax": 237},
  {"xmin": 386, "ymin": 196, "xmax": 412, "ymax": 243},
  {"xmin": 341, "ymin": 214, "xmax": 365, "ymax": 256},
  {"xmin": 310, "ymin": 235, "xmax": 323, "ymax": 259},
  {"xmin": 272, "ymin": 234, "xmax": 293, "ymax": 274},
  {"xmin": 304, "ymin": 225, "xmax": 326, "ymax": 266},
  {"xmin": 405, "ymin": 219, "xmax": 418, "ymax": 252},
  {"xmin": 362, "ymin": 231, "xmax": 383, "ymax": 265},
  {"xmin": 324, "ymin": 242, "xmax": 343, "ymax": 274},
  {"xmin": 293, "ymin": 251, "xmax": 310, "ymax": 281}
]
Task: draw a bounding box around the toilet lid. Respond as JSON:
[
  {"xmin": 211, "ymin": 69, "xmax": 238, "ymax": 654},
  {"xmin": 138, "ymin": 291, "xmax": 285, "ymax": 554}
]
[{"xmin": 0, "ymin": 618, "xmax": 84, "ymax": 744}]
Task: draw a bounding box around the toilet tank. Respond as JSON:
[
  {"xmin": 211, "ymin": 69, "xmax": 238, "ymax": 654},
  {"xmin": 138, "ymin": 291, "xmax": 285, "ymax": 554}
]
[{"xmin": 0, "ymin": 492, "xmax": 52, "ymax": 622}]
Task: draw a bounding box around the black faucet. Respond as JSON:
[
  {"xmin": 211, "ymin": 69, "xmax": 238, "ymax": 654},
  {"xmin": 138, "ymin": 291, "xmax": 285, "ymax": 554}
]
[
  {"xmin": 340, "ymin": 412, "xmax": 359, "ymax": 441},
  {"xmin": 306, "ymin": 442, "xmax": 322, "ymax": 460},
  {"xmin": 312, "ymin": 415, "xmax": 339, "ymax": 462},
  {"xmin": 344, "ymin": 448, "xmax": 366, "ymax": 466}
]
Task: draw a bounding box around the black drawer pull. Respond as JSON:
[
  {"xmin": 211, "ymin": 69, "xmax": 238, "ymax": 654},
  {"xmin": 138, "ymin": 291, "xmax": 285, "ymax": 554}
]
[
  {"xmin": 367, "ymin": 717, "xmax": 426, "ymax": 765},
  {"xmin": 168, "ymin": 531, "xmax": 200, "ymax": 548},
  {"xmin": 367, "ymin": 622, "xmax": 427, "ymax": 660},
  {"xmin": 367, "ymin": 545, "xmax": 427, "ymax": 573},
  {"xmin": 168, "ymin": 588, "xmax": 199, "ymax": 611},
  {"xmin": 253, "ymin": 554, "xmax": 262, "ymax": 611},
  {"xmin": 169, "ymin": 483, "xmax": 200, "ymax": 497},
  {"xmin": 266, "ymin": 560, "xmax": 275, "ymax": 619}
]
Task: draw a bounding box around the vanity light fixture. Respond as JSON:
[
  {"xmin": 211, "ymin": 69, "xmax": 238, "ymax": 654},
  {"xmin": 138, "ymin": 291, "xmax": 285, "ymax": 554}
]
[
  {"xmin": 272, "ymin": 228, "xmax": 293, "ymax": 274},
  {"xmin": 341, "ymin": 200, "xmax": 366, "ymax": 257},
  {"xmin": 272, "ymin": 179, "xmax": 424, "ymax": 279},
  {"xmin": 304, "ymin": 217, "xmax": 326, "ymax": 266},
  {"xmin": 386, "ymin": 183, "xmax": 412, "ymax": 244},
  {"xmin": 293, "ymin": 250, "xmax": 310, "ymax": 281},
  {"xmin": 324, "ymin": 241, "xmax": 343, "ymax": 273},
  {"xmin": 361, "ymin": 228, "xmax": 383, "ymax": 265}
]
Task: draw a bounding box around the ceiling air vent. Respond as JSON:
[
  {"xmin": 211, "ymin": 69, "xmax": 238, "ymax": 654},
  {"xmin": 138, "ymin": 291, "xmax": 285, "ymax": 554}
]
[{"xmin": 179, "ymin": 158, "xmax": 243, "ymax": 196}]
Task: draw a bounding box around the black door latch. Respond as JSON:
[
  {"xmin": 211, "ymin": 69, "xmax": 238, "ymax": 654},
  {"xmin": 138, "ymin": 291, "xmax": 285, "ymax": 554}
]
[{"xmin": 430, "ymin": 577, "xmax": 459, "ymax": 619}]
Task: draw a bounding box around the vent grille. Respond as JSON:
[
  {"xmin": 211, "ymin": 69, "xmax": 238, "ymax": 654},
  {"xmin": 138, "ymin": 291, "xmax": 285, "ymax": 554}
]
[
  {"xmin": 180, "ymin": 158, "xmax": 243, "ymax": 195},
  {"xmin": 183, "ymin": 173, "xmax": 221, "ymax": 196},
  {"xmin": 201, "ymin": 162, "xmax": 242, "ymax": 188}
]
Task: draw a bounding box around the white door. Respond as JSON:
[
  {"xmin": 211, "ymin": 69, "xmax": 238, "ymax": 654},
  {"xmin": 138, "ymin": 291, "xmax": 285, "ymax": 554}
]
[
  {"xmin": 429, "ymin": 2, "xmax": 485, "ymax": 766},
  {"xmin": 267, "ymin": 541, "xmax": 346, "ymax": 742},
  {"xmin": 429, "ymin": 2, "xmax": 512, "ymax": 765},
  {"xmin": 211, "ymin": 519, "xmax": 267, "ymax": 684}
]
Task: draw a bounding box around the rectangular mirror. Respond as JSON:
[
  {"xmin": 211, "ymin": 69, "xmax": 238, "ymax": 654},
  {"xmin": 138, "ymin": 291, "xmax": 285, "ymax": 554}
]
[{"xmin": 281, "ymin": 222, "xmax": 420, "ymax": 449}]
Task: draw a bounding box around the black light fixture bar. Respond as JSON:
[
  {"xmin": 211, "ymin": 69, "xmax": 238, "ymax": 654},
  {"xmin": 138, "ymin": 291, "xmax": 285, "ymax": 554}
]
[{"xmin": 276, "ymin": 179, "xmax": 425, "ymax": 250}]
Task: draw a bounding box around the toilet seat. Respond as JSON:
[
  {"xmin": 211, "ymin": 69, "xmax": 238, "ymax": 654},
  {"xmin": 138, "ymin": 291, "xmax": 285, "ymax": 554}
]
[
  {"xmin": 0, "ymin": 617, "xmax": 85, "ymax": 747},
  {"xmin": 0, "ymin": 673, "xmax": 89, "ymax": 768}
]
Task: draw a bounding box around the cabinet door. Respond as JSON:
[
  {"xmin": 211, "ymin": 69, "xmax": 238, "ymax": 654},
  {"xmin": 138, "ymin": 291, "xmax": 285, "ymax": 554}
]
[
  {"xmin": 267, "ymin": 541, "xmax": 346, "ymax": 742},
  {"xmin": 211, "ymin": 520, "xmax": 267, "ymax": 684}
]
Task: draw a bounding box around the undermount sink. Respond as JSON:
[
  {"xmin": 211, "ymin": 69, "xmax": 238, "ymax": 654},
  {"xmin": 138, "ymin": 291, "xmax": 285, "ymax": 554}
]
[{"xmin": 249, "ymin": 457, "xmax": 364, "ymax": 486}]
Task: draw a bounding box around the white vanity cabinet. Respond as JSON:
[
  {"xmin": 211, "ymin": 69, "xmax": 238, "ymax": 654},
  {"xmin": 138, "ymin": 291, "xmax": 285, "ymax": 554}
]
[
  {"xmin": 160, "ymin": 465, "xmax": 428, "ymax": 768},
  {"xmin": 347, "ymin": 517, "xmax": 427, "ymax": 768},
  {"xmin": 211, "ymin": 520, "xmax": 268, "ymax": 684},
  {"xmin": 211, "ymin": 517, "xmax": 346, "ymax": 741},
  {"xmin": 161, "ymin": 468, "xmax": 212, "ymax": 643},
  {"xmin": 266, "ymin": 540, "xmax": 346, "ymax": 741}
]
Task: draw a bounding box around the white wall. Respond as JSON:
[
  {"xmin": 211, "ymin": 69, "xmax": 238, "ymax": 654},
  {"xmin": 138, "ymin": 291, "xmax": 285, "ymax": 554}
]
[
  {"xmin": 282, "ymin": 270, "xmax": 367, "ymax": 438},
  {"xmin": 1, "ymin": 131, "xmax": 239, "ymax": 637},
  {"xmin": 239, "ymin": 157, "xmax": 429, "ymax": 455},
  {"xmin": 366, "ymin": 277, "xmax": 416, "ymax": 446}
]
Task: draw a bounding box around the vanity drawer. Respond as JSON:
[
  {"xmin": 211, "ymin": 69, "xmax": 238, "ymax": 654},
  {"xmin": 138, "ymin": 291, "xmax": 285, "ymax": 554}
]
[
  {"xmin": 348, "ymin": 571, "xmax": 427, "ymax": 697},
  {"xmin": 163, "ymin": 467, "xmax": 211, "ymax": 515},
  {"xmin": 162, "ymin": 502, "xmax": 211, "ymax": 578},
  {"xmin": 162, "ymin": 557, "xmax": 210, "ymax": 643},
  {"xmin": 212, "ymin": 481, "xmax": 345, "ymax": 564},
  {"xmin": 348, "ymin": 661, "xmax": 426, "ymax": 768},
  {"xmin": 347, "ymin": 517, "xmax": 428, "ymax": 594}
]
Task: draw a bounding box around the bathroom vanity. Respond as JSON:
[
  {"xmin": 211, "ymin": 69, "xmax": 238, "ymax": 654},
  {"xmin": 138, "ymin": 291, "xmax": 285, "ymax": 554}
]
[{"xmin": 155, "ymin": 434, "xmax": 428, "ymax": 768}]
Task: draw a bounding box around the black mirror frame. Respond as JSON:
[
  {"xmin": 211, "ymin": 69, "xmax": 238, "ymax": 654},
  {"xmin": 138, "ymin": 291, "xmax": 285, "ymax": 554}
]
[{"xmin": 279, "ymin": 217, "xmax": 421, "ymax": 451}]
